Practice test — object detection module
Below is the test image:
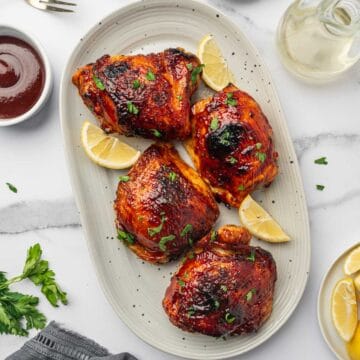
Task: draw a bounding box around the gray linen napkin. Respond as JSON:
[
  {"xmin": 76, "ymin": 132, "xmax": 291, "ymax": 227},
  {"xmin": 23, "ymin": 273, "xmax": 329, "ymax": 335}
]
[{"xmin": 6, "ymin": 321, "xmax": 137, "ymax": 360}]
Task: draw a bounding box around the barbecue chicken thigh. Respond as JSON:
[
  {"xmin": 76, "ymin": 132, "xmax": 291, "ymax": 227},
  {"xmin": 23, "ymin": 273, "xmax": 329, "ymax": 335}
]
[
  {"xmin": 114, "ymin": 143, "xmax": 219, "ymax": 264},
  {"xmin": 72, "ymin": 48, "xmax": 201, "ymax": 141},
  {"xmin": 186, "ymin": 84, "xmax": 278, "ymax": 207},
  {"xmin": 163, "ymin": 225, "xmax": 277, "ymax": 336}
]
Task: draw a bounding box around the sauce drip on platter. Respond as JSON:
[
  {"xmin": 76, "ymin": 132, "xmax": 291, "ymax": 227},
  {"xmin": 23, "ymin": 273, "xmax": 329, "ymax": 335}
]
[{"xmin": 0, "ymin": 36, "xmax": 45, "ymax": 119}]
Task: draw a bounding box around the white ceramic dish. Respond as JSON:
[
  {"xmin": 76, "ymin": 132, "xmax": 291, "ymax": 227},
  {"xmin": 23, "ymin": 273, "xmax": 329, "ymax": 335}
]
[
  {"xmin": 59, "ymin": 1, "xmax": 311, "ymax": 358},
  {"xmin": 0, "ymin": 24, "xmax": 53, "ymax": 127},
  {"xmin": 318, "ymin": 243, "xmax": 360, "ymax": 360}
]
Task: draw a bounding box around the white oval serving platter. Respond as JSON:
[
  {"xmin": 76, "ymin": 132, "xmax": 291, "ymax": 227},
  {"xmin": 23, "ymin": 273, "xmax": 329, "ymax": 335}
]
[
  {"xmin": 59, "ymin": 0, "xmax": 311, "ymax": 358},
  {"xmin": 318, "ymin": 243, "xmax": 360, "ymax": 360}
]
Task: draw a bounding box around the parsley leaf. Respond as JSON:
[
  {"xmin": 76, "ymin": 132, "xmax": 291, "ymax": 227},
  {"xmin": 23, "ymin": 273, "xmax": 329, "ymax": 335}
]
[
  {"xmin": 186, "ymin": 63, "xmax": 193, "ymax": 71},
  {"xmin": 93, "ymin": 75, "xmax": 105, "ymax": 90},
  {"xmin": 146, "ymin": 70, "xmax": 156, "ymax": 81},
  {"xmin": 210, "ymin": 117, "xmax": 219, "ymax": 131},
  {"xmin": 117, "ymin": 229, "xmax": 135, "ymax": 245},
  {"xmin": 238, "ymin": 184, "xmax": 245, "ymax": 191},
  {"xmin": 210, "ymin": 230, "xmax": 217, "ymax": 242},
  {"xmin": 255, "ymin": 142, "xmax": 262, "ymax": 150},
  {"xmin": 180, "ymin": 224, "xmax": 193, "ymax": 237},
  {"xmin": 159, "ymin": 235, "xmax": 176, "ymax": 252},
  {"xmin": 225, "ymin": 93, "xmax": 237, "ymax": 106},
  {"xmin": 247, "ymin": 250, "xmax": 256, "ymax": 262},
  {"xmin": 227, "ymin": 156, "xmax": 237, "ymax": 165},
  {"xmin": 191, "ymin": 64, "xmax": 205, "ymax": 84},
  {"xmin": 148, "ymin": 213, "xmax": 166, "ymax": 237},
  {"xmin": 177, "ymin": 95, "xmax": 183, "ymax": 101},
  {"xmin": 6, "ymin": 183, "xmax": 17, "ymax": 193},
  {"xmin": 314, "ymin": 157, "xmax": 328, "ymax": 165},
  {"xmin": 316, "ymin": 184, "xmax": 325, "ymax": 191},
  {"xmin": 127, "ymin": 101, "xmax": 139, "ymax": 115},
  {"xmin": 245, "ymin": 289, "xmax": 256, "ymax": 302},
  {"xmin": 225, "ymin": 312, "xmax": 236, "ymax": 324},
  {"xmin": 255, "ymin": 152, "xmax": 266, "ymax": 163},
  {"xmin": 119, "ymin": 175, "xmax": 130, "ymax": 182},
  {"xmin": 177, "ymin": 279, "xmax": 185, "ymax": 287},
  {"xmin": 151, "ymin": 129, "xmax": 162, "ymax": 138},
  {"xmin": 220, "ymin": 285, "xmax": 228, "ymax": 292},
  {"xmin": 168, "ymin": 172, "xmax": 177, "ymax": 182},
  {"xmin": 133, "ymin": 79, "xmax": 141, "ymax": 89}
]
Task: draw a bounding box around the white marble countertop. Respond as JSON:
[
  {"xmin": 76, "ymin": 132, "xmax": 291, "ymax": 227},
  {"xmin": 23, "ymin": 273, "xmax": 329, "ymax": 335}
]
[{"xmin": 1, "ymin": 0, "xmax": 359, "ymax": 359}]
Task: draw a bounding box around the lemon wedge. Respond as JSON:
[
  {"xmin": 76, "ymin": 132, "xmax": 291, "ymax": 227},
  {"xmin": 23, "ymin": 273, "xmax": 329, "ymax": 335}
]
[
  {"xmin": 239, "ymin": 195, "xmax": 290, "ymax": 243},
  {"xmin": 347, "ymin": 322, "xmax": 360, "ymax": 360},
  {"xmin": 331, "ymin": 277, "xmax": 358, "ymax": 342},
  {"xmin": 81, "ymin": 121, "xmax": 140, "ymax": 169},
  {"xmin": 354, "ymin": 273, "xmax": 360, "ymax": 293},
  {"xmin": 197, "ymin": 34, "xmax": 235, "ymax": 91},
  {"xmin": 344, "ymin": 246, "xmax": 360, "ymax": 276}
]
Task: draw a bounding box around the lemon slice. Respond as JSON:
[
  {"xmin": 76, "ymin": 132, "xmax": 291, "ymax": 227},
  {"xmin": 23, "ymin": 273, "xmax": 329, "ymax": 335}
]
[
  {"xmin": 81, "ymin": 121, "xmax": 140, "ymax": 169},
  {"xmin": 354, "ymin": 273, "xmax": 360, "ymax": 293},
  {"xmin": 344, "ymin": 246, "xmax": 360, "ymax": 276},
  {"xmin": 239, "ymin": 195, "xmax": 290, "ymax": 243},
  {"xmin": 197, "ymin": 34, "xmax": 235, "ymax": 91},
  {"xmin": 331, "ymin": 277, "xmax": 358, "ymax": 342},
  {"xmin": 347, "ymin": 322, "xmax": 360, "ymax": 360}
]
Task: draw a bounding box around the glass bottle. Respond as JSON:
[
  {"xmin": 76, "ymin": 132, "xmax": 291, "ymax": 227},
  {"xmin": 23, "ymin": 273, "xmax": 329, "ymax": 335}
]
[{"xmin": 277, "ymin": 0, "xmax": 360, "ymax": 82}]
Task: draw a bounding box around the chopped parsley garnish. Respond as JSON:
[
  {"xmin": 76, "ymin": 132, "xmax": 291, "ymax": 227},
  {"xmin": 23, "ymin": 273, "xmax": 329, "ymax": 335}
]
[
  {"xmin": 137, "ymin": 215, "xmax": 144, "ymax": 222},
  {"xmin": 168, "ymin": 172, "xmax": 177, "ymax": 181},
  {"xmin": 187, "ymin": 306, "xmax": 196, "ymax": 317},
  {"xmin": 188, "ymin": 238, "xmax": 193, "ymax": 246},
  {"xmin": 238, "ymin": 184, "xmax": 245, "ymax": 191},
  {"xmin": 225, "ymin": 93, "xmax": 237, "ymax": 106},
  {"xmin": 127, "ymin": 101, "xmax": 139, "ymax": 115},
  {"xmin": 314, "ymin": 157, "xmax": 328, "ymax": 165},
  {"xmin": 256, "ymin": 152, "xmax": 266, "ymax": 163},
  {"xmin": 178, "ymin": 279, "xmax": 185, "ymax": 287},
  {"xmin": 148, "ymin": 213, "xmax": 166, "ymax": 237},
  {"xmin": 210, "ymin": 230, "xmax": 217, "ymax": 242},
  {"xmin": 227, "ymin": 156, "xmax": 237, "ymax": 165},
  {"xmin": 93, "ymin": 75, "xmax": 105, "ymax": 90},
  {"xmin": 191, "ymin": 64, "xmax": 205, "ymax": 84},
  {"xmin": 186, "ymin": 63, "xmax": 193, "ymax": 71},
  {"xmin": 119, "ymin": 175, "xmax": 130, "ymax": 182},
  {"xmin": 146, "ymin": 70, "xmax": 156, "ymax": 81},
  {"xmin": 6, "ymin": 182, "xmax": 17, "ymax": 193},
  {"xmin": 245, "ymin": 289, "xmax": 256, "ymax": 302},
  {"xmin": 213, "ymin": 299, "xmax": 220, "ymax": 309},
  {"xmin": 225, "ymin": 312, "xmax": 236, "ymax": 324},
  {"xmin": 210, "ymin": 116, "xmax": 219, "ymax": 131},
  {"xmin": 220, "ymin": 285, "xmax": 228, "ymax": 292},
  {"xmin": 177, "ymin": 95, "xmax": 183, "ymax": 101},
  {"xmin": 180, "ymin": 224, "xmax": 193, "ymax": 237},
  {"xmin": 247, "ymin": 250, "xmax": 256, "ymax": 262},
  {"xmin": 219, "ymin": 130, "xmax": 231, "ymax": 146},
  {"xmin": 316, "ymin": 184, "xmax": 325, "ymax": 191},
  {"xmin": 187, "ymin": 251, "xmax": 195, "ymax": 260},
  {"xmin": 255, "ymin": 142, "xmax": 262, "ymax": 150},
  {"xmin": 151, "ymin": 129, "xmax": 162, "ymax": 138},
  {"xmin": 117, "ymin": 229, "xmax": 135, "ymax": 245},
  {"xmin": 133, "ymin": 79, "xmax": 141, "ymax": 89},
  {"xmin": 159, "ymin": 235, "xmax": 176, "ymax": 252}
]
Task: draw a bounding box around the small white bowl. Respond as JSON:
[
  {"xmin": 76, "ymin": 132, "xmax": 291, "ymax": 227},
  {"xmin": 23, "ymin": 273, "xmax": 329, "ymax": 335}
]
[{"xmin": 0, "ymin": 24, "xmax": 53, "ymax": 126}]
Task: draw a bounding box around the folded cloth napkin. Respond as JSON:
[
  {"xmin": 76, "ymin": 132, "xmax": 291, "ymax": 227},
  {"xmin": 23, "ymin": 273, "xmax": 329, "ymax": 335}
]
[{"xmin": 6, "ymin": 321, "xmax": 137, "ymax": 360}]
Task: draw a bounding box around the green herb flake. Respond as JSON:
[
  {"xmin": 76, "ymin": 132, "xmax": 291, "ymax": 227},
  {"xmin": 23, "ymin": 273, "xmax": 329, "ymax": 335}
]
[
  {"xmin": 93, "ymin": 75, "xmax": 105, "ymax": 90},
  {"xmin": 133, "ymin": 79, "xmax": 141, "ymax": 89},
  {"xmin": 137, "ymin": 215, "xmax": 145, "ymax": 222},
  {"xmin": 225, "ymin": 93, "xmax": 237, "ymax": 106},
  {"xmin": 219, "ymin": 130, "xmax": 230, "ymax": 146},
  {"xmin": 177, "ymin": 95, "xmax": 183, "ymax": 101},
  {"xmin": 127, "ymin": 101, "xmax": 139, "ymax": 115},
  {"xmin": 159, "ymin": 234, "xmax": 176, "ymax": 252},
  {"xmin": 119, "ymin": 175, "xmax": 130, "ymax": 182},
  {"xmin": 168, "ymin": 172, "xmax": 177, "ymax": 182},
  {"xmin": 180, "ymin": 224, "xmax": 193, "ymax": 237},
  {"xmin": 146, "ymin": 70, "xmax": 156, "ymax": 81},
  {"xmin": 256, "ymin": 152, "xmax": 266, "ymax": 163},
  {"xmin": 148, "ymin": 213, "xmax": 167, "ymax": 237},
  {"xmin": 255, "ymin": 142, "xmax": 262, "ymax": 150},
  {"xmin": 6, "ymin": 182, "xmax": 17, "ymax": 193},
  {"xmin": 117, "ymin": 229, "xmax": 135, "ymax": 245},
  {"xmin": 214, "ymin": 299, "xmax": 220, "ymax": 309},
  {"xmin": 178, "ymin": 279, "xmax": 186, "ymax": 287},
  {"xmin": 210, "ymin": 116, "xmax": 219, "ymax": 131},
  {"xmin": 220, "ymin": 285, "xmax": 228, "ymax": 292},
  {"xmin": 316, "ymin": 184, "xmax": 325, "ymax": 191},
  {"xmin": 227, "ymin": 156, "xmax": 237, "ymax": 165},
  {"xmin": 191, "ymin": 64, "xmax": 205, "ymax": 84},
  {"xmin": 245, "ymin": 289, "xmax": 256, "ymax": 302},
  {"xmin": 210, "ymin": 230, "xmax": 217, "ymax": 242},
  {"xmin": 225, "ymin": 312, "xmax": 236, "ymax": 324},
  {"xmin": 238, "ymin": 184, "xmax": 245, "ymax": 191},
  {"xmin": 151, "ymin": 129, "xmax": 162, "ymax": 138},
  {"xmin": 314, "ymin": 157, "xmax": 328, "ymax": 165},
  {"xmin": 186, "ymin": 63, "xmax": 193, "ymax": 71},
  {"xmin": 187, "ymin": 306, "xmax": 196, "ymax": 317},
  {"xmin": 247, "ymin": 250, "xmax": 256, "ymax": 262},
  {"xmin": 187, "ymin": 251, "xmax": 195, "ymax": 260},
  {"xmin": 188, "ymin": 238, "xmax": 193, "ymax": 246}
]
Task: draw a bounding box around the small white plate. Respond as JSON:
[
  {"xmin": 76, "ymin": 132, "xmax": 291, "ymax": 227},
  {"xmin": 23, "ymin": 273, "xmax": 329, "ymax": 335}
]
[{"xmin": 318, "ymin": 243, "xmax": 360, "ymax": 360}]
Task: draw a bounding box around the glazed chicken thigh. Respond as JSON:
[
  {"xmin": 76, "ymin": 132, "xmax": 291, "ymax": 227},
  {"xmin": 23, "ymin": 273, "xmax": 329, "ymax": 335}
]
[
  {"xmin": 163, "ymin": 225, "xmax": 277, "ymax": 336},
  {"xmin": 186, "ymin": 84, "xmax": 278, "ymax": 207},
  {"xmin": 114, "ymin": 143, "xmax": 219, "ymax": 264},
  {"xmin": 72, "ymin": 48, "xmax": 201, "ymax": 141}
]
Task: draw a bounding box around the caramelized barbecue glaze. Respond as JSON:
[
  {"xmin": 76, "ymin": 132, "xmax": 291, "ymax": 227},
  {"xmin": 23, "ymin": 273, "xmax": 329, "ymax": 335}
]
[
  {"xmin": 186, "ymin": 84, "xmax": 278, "ymax": 207},
  {"xmin": 163, "ymin": 225, "xmax": 277, "ymax": 336},
  {"xmin": 114, "ymin": 143, "xmax": 219, "ymax": 264},
  {"xmin": 72, "ymin": 48, "xmax": 201, "ymax": 140}
]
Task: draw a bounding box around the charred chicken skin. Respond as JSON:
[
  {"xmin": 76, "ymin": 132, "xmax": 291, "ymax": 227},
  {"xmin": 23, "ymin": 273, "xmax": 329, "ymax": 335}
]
[
  {"xmin": 72, "ymin": 48, "xmax": 201, "ymax": 141},
  {"xmin": 163, "ymin": 225, "xmax": 277, "ymax": 337},
  {"xmin": 185, "ymin": 84, "xmax": 278, "ymax": 207},
  {"xmin": 114, "ymin": 143, "xmax": 219, "ymax": 264}
]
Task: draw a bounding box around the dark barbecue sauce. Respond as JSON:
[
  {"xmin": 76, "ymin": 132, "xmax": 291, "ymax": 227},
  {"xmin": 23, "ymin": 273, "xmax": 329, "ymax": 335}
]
[{"xmin": 0, "ymin": 36, "xmax": 45, "ymax": 119}]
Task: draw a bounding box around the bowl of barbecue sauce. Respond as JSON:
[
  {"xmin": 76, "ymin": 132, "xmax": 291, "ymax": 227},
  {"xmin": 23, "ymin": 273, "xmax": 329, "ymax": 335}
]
[{"xmin": 0, "ymin": 25, "xmax": 53, "ymax": 126}]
